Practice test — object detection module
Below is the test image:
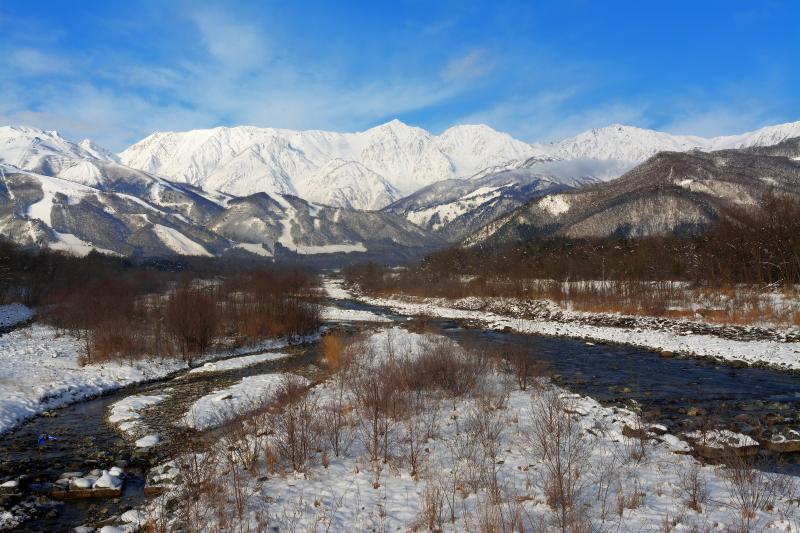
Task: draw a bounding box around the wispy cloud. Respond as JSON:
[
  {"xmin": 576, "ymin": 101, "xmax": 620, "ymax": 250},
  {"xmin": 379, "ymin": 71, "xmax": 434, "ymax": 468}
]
[
  {"xmin": 8, "ymin": 48, "xmax": 73, "ymax": 76},
  {"xmin": 0, "ymin": 1, "xmax": 796, "ymax": 150},
  {"xmin": 189, "ymin": 8, "xmax": 269, "ymax": 70},
  {"xmin": 441, "ymin": 49, "xmax": 493, "ymax": 81}
]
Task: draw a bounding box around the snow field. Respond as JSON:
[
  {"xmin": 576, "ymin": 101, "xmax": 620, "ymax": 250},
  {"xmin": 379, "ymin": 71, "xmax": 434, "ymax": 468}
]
[
  {"xmin": 137, "ymin": 327, "xmax": 799, "ymax": 532},
  {"xmin": 188, "ymin": 352, "xmax": 291, "ymax": 374}
]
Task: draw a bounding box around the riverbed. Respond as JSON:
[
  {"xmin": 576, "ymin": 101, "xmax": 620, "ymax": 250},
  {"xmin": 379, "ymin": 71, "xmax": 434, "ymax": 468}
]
[{"xmin": 2, "ymin": 294, "xmax": 799, "ymax": 531}]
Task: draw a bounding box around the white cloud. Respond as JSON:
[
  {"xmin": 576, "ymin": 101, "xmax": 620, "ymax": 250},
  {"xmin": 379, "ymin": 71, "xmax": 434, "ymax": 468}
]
[
  {"xmin": 455, "ymin": 86, "xmax": 648, "ymax": 143},
  {"xmin": 8, "ymin": 48, "xmax": 72, "ymax": 75},
  {"xmin": 189, "ymin": 9, "xmax": 269, "ymax": 70},
  {"xmin": 441, "ymin": 49, "xmax": 493, "ymax": 81},
  {"xmin": 660, "ymin": 104, "xmax": 772, "ymax": 138}
]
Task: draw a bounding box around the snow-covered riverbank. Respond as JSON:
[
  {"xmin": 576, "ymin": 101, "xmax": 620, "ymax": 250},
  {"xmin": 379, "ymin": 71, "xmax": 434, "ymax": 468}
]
[
  {"xmin": 131, "ymin": 327, "xmax": 799, "ymax": 532},
  {"xmin": 0, "ymin": 323, "xmax": 320, "ymax": 436},
  {"xmin": 325, "ymin": 280, "xmax": 800, "ymax": 371}
]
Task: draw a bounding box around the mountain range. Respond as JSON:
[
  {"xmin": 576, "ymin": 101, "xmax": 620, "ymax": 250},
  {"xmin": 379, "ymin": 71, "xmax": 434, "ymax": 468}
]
[
  {"xmin": 1, "ymin": 119, "xmax": 799, "ymax": 260},
  {"xmin": 0, "ymin": 126, "xmax": 442, "ymax": 261},
  {"xmin": 119, "ymin": 119, "xmax": 800, "ymax": 212},
  {"xmin": 464, "ymin": 137, "xmax": 800, "ymax": 248}
]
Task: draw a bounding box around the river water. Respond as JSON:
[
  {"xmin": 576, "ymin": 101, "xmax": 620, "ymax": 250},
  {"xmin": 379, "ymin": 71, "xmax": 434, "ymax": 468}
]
[{"xmin": 2, "ymin": 296, "xmax": 799, "ymax": 531}]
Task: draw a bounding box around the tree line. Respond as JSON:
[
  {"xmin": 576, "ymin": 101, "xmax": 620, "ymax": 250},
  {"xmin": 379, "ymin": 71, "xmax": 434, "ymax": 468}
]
[
  {"xmin": 0, "ymin": 242, "xmax": 321, "ymax": 364},
  {"xmin": 345, "ymin": 194, "xmax": 800, "ymax": 296}
]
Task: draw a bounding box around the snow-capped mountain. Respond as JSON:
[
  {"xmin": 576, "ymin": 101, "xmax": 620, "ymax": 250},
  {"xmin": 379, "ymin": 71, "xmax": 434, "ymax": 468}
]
[
  {"xmin": 119, "ymin": 120, "xmax": 547, "ymax": 210},
  {"xmin": 120, "ymin": 119, "xmax": 800, "ymax": 213},
  {"xmin": 464, "ymin": 137, "xmax": 800, "ymax": 247},
  {"xmin": 551, "ymin": 121, "xmax": 800, "ymax": 169},
  {"xmin": 0, "ymin": 126, "xmax": 443, "ymax": 260}
]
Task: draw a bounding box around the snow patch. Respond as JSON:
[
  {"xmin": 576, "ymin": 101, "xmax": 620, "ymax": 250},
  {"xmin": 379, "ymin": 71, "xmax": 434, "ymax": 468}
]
[
  {"xmin": 539, "ymin": 194, "xmax": 570, "ymax": 215},
  {"xmin": 183, "ymin": 374, "xmax": 309, "ymax": 430},
  {"xmin": 188, "ymin": 352, "xmax": 291, "ymax": 374},
  {"xmin": 152, "ymin": 224, "xmax": 212, "ymax": 257}
]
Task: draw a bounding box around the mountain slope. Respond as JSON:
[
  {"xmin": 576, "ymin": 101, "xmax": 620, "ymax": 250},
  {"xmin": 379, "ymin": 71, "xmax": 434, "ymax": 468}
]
[
  {"xmin": 0, "ymin": 126, "xmax": 443, "ymax": 261},
  {"xmin": 464, "ymin": 138, "xmax": 800, "ymax": 247},
  {"xmin": 383, "ymin": 157, "xmax": 597, "ymax": 242},
  {"xmin": 119, "ymin": 120, "xmax": 547, "ymax": 210}
]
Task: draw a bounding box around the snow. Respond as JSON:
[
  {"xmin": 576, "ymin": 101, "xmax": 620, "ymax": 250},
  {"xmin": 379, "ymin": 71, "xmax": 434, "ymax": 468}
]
[
  {"xmin": 135, "ymin": 434, "xmax": 160, "ymax": 448},
  {"xmin": 323, "ymin": 278, "xmax": 352, "ymax": 300},
  {"xmin": 26, "ymin": 172, "xmax": 92, "ymax": 226},
  {"xmin": 0, "ymin": 324, "xmax": 187, "ymax": 435},
  {"xmin": 119, "ymin": 121, "xmax": 542, "ymax": 209},
  {"xmin": 0, "ymin": 511, "xmax": 21, "ymax": 531},
  {"xmin": 94, "ymin": 470, "xmax": 123, "ymax": 489},
  {"xmin": 0, "ymin": 304, "xmax": 34, "ymax": 328},
  {"xmin": 292, "ymin": 242, "xmax": 367, "ymax": 254},
  {"xmin": 321, "ymin": 306, "xmax": 392, "ymax": 322},
  {"xmin": 148, "ymin": 326, "xmax": 800, "ymax": 532},
  {"xmin": 183, "ymin": 373, "xmax": 309, "ymax": 430},
  {"xmin": 0, "ymin": 323, "xmax": 321, "ymax": 435},
  {"xmin": 108, "ymin": 394, "xmax": 166, "ymax": 434},
  {"xmin": 554, "ymin": 120, "xmax": 800, "ymax": 169},
  {"xmin": 49, "ymin": 230, "xmax": 119, "ymax": 257},
  {"xmin": 120, "ymin": 510, "xmax": 148, "ymax": 526},
  {"xmin": 120, "ymin": 119, "xmax": 800, "ymax": 210},
  {"xmin": 339, "ymin": 284, "xmax": 800, "ymax": 371},
  {"xmin": 152, "ymin": 224, "xmax": 213, "ymax": 257},
  {"xmin": 188, "ymin": 352, "xmax": 291, "ymax": 374},
  {"xmin": 233, "ymin": 242, "xmax": 273, "ymax": 257},
  {"xmin": 538, "ymin": 193, "xmax": 570, "ymax": 215},
  {"xmin": 276, "ymin": 199, "xmax": 367, "ymax": 254},
  {"xmin": 685, "ymin": 430, "xmax": 759, "ymax": 450},
  {"xmin": 406, "ymin": 185, "xmax": 508, "ymax": 230}
]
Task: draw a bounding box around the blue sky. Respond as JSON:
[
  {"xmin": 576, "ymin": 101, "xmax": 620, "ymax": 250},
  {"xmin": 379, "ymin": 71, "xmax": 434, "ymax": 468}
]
[{"xmin": 1, "ymin": 1, "xmax": 798, "ymax": 150}]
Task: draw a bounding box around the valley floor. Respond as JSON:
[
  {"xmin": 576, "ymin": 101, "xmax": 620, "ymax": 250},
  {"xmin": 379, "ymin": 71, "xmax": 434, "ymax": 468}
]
[
  {"xmin": 126, "ymin": 327, "xmax": 800, "ymax": 533},
  {"xmin": 328, "ymin": 281, "xmax": 800, "ymax": 371}
]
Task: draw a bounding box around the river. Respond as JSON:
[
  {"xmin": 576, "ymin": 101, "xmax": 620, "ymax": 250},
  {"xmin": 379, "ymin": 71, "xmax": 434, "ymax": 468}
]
[{"xmin": 1, "ymin": 294, "xmax": 799, "ymax": 531}]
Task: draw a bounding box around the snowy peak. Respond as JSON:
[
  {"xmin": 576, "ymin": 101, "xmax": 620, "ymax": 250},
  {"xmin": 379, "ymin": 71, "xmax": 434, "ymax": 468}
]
[
  {"xmin": 0, "ymin": 125, "xmax": 114, "ymax": 186},
  {"xmin": 120, "ymin": 120, "xmax": 542, "ymax": 210},
  {"xmin": 296, "ymin": 159, "xmax": 400, "ymax": 211},
  {"xmin": 710, "ymin": 120, "xmax": 800, "ymax": 150},
  {"xmin": 436, "ymin": 124, "xmax": 545, "ymax": 178},
  {"xmin": 553, "ymin": 124, "xmax": 709, "ymax": 163},
  {"xmin": 552, "ymin": 120, "xmax": 800, "ymax": 165},
  {"xmin": 78, "ymin": 139, "xmax": 121, "ymax": 163}
]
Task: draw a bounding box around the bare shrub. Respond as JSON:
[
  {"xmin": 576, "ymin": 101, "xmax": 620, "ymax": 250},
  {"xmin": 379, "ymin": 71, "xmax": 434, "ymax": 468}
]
[
  {"xmin": 320, "ymin": 394, "xmax": 356, "ymax": 459},
  {"xmin": 403, "ymin": 391, "xmax": 430, "ymax": 478},
  {"xmin": 464, "ymin": 403, "xmax": 506, "ymax": 504},
  {"xmin": 419, "ymin": 480, "xmax": 445, "ymax": 532},
  {"xmin": 322, "ymin": 332, "xmax": 349, "ymax": 372},
  {"xmin": 219, "ymin": 406, "xmax": 270, "ymax": 472},
  {"xmin": 527, "ymin": 387, "xmax": 592, "ymax": 533},
  {"xmin": 501, "ymin": 344, "xmax": 534, "ymax": 391},
  {"xmin": 461, "ymin": 494, "xmax": 525, "ymax": 533},
  {"xmin": 350, "ymin": 353, "xmax": 399, "ymax": 465},
  {"xmin": 674, "ymin": 461, "xmax": 709, "ymax": 513},
  {"xmin": 272, "ymin": 375, "xmax": 319, "ymax": 472},
  {"xmin": 719, "ymin": 453, "xmax": 797, "ymax": 532},
  {"xmin": 174, "ymin": 444, "xmax": 220, "ymax": 531}
]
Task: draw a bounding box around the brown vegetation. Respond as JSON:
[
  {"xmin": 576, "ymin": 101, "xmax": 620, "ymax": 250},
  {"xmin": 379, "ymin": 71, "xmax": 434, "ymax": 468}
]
[
  {"xmin": 345, "ymin": 195, "xmax": 800, "ymax": 325},
  {"xmin": 0, "ymin": 239, "xmax": 321, "ymax": 364}
]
